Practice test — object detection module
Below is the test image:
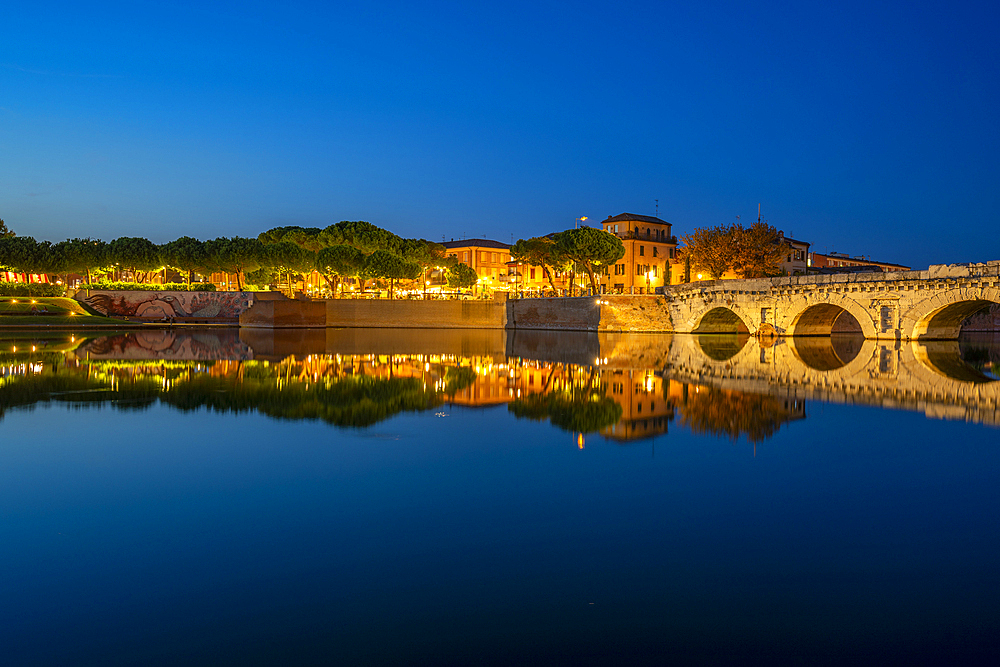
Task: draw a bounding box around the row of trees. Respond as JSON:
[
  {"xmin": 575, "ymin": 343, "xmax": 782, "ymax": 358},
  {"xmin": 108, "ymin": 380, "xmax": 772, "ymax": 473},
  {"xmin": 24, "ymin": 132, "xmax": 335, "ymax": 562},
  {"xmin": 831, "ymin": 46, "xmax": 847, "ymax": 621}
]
[
  {"xmin": 510, "ymin": 226, "xmax": 626, "ymax": 293},
  {"xmin": 0, "ymin": 220, "xmax": 479, "ymax": 298},
  {"xmin": 510, "ymin": 221, "xmax": 790, "ymax": 292}
]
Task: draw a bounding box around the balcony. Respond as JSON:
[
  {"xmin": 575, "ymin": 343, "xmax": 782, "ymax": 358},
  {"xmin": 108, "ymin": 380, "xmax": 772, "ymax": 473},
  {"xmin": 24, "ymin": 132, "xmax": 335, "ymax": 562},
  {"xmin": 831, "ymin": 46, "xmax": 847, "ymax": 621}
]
[{"xmin": 609, "ymin": 230, "xmax": 677, "ymax": 244}]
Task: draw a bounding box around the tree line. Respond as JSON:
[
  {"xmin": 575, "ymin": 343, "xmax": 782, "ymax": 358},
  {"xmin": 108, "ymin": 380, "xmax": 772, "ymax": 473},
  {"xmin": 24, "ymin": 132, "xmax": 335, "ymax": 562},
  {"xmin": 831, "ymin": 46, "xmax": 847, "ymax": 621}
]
[
  {"xmin": 509, "ymin": 220, "xmax": 792, "ymax": 291},
  {"xmin": 510, "ymin": 226, "xmax": 626, "ymax": 293},
  {"xmin": 0, "ymin": 219, "xmax": 470, "ymax": 298}
]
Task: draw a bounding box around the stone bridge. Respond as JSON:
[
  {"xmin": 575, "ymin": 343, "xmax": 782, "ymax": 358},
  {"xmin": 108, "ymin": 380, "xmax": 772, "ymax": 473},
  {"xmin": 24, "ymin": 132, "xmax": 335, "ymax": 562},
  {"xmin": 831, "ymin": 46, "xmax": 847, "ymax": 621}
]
[{"xmin": 662, "ymin": 260, "xmax": 1000, "ymax": 340}]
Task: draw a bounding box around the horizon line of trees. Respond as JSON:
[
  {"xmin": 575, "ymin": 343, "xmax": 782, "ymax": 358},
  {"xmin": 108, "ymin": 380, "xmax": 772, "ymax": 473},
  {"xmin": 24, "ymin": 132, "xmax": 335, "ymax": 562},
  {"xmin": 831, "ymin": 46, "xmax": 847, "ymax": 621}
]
[{"xmin": 0, "ymin": 219, "xmax": 479, "ymax": 298}]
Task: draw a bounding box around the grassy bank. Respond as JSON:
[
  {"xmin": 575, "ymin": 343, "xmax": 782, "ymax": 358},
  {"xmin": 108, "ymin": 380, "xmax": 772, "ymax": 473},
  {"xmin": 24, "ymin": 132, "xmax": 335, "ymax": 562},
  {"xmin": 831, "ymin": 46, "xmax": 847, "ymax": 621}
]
[{"xmin": 0, "ymin": 297, "xmax": 129, "ymax": 327}]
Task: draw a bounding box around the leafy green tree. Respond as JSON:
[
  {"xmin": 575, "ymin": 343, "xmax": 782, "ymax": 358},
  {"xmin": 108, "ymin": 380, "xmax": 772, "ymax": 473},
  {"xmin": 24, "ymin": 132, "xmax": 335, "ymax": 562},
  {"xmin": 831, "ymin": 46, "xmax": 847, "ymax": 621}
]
[
  {"xmin": 554, "ymin": 227, "xmax": 625, "ymax": 293},
  {"xmin": 204, "ymin": 237, "xmax": 264, "ymax": 290},
  {"xmin": 678, "ymin": 224, "xmax": 738, "ymax": 280},
  {"xmin": 263, "ymin": 241, "xmax": 316, "ymax": 294},
  {"xmin": 50, "ymin": 238, "xmax": 108, "ymax": 285},
  {"xmin": 316, "ymin": 244, "xmax": 365, "ymax": 297},
  {"xmin": 259, "ymin": 226, "xmax": 325, "ymax": 252},
  {"xmin": 446, "ymin": 262, "xmax": 478, "ymax": 290},
  {"xmin": 107, "ymin": 237, "xmax": 161, "ymax": 283},
  {"xmin": 364, "ymin": 249, "xmax": 420, "ymax": 299},
  {"xmin": 159, "ymin": 236, "xmax": 209, "ymax": 285},
  {"xmin": 0, "ymin": 236, "xmax": 55, "ymax": 293},
  {"xmin": 331, "ymin": 220, "xmax": 403, "ymax": 254},
  {"xmin": 0, "ymin": 219, "xmax": 15, "ymax": 238},
  {"xmin": 510, "ymin": 236, "xmax": 569, "ymax": 292},
  {"xmin": 398, "ymin": 238, "xmax": 453, "ymax": 298}
]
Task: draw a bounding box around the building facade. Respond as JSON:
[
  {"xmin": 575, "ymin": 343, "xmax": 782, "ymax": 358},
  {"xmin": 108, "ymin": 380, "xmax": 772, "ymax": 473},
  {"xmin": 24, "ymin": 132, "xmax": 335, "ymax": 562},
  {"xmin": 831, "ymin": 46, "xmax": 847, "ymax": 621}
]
[
  {"xmin": 441, "ymin": 239, "xmax": 513, "ymax": 291},
  {"xmin": 599, "ymin": 213, "xmax": 678, "ymax": 293},
  {"xmin": 779, "ymin": 233, "xmax": 811, "ymax": 275},
  {"xmin": 809, "ymin": 252, "xmax": 910, "ymax": 272}
]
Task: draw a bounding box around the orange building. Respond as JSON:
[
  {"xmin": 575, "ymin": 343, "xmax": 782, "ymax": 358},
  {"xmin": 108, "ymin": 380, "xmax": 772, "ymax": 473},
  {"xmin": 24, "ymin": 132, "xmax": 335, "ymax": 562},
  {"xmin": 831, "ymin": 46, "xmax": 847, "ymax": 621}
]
[
  {"xmin": 441, "ymin": 239, "xmax": 512, "ymax": 292},
  {"xmin": 598, "ymin": 213, "xmax": 678, "ymax": 293}
]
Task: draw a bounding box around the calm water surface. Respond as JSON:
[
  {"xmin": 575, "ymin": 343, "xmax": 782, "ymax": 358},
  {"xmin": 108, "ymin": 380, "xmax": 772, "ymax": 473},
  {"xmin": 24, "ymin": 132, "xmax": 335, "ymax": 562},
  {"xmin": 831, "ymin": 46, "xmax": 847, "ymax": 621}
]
[{"xmin": 1, "ymin": 328, "xmax": 998, "ymax": 665}]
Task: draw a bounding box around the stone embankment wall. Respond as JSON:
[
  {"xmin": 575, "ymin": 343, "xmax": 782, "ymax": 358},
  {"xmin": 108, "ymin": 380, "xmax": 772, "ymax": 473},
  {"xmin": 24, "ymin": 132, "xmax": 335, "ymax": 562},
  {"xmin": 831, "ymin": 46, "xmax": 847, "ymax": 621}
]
[
  {"xmin": 75, "ymin": 290, "xmax": 256, "ymax": 320},
  {"xmin": 506, "ymin": 296, "xmax": 673, "ymax": 332},
  {"xmin": 326, "ymin": 299, "xmax": 508, "ymax": 329},
  {"xmin": 240, "ymin": 300, "xmax": 326, "ymax": 328}
]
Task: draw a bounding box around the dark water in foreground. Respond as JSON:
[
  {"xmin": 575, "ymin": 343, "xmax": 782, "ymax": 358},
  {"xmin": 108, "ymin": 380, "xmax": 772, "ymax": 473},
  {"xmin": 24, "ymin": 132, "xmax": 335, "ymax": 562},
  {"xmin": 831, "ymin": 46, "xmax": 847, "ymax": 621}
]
[{"xmin": 1, "ymin": 329, "xmax": 999, "ymax": 665}]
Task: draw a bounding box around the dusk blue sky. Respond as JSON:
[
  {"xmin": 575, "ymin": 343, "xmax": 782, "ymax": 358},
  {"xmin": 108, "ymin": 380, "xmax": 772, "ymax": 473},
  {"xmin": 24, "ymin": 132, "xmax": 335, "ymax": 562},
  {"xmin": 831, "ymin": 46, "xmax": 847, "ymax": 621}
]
[{"xmin": 2, "ymin": 0, "xmax": 997, "ymax": 269}]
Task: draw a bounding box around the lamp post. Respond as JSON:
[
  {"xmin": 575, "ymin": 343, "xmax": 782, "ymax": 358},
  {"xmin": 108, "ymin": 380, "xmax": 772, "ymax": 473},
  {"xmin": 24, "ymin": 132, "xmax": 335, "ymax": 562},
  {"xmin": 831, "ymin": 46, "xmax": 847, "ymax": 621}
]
[
  {"xmin": 575, "ymin": 216, "xmax": 587, "ymax": 229},
  {"xmin": 645, "ymin": 270, "xmax": 651, "ymax": 295}
]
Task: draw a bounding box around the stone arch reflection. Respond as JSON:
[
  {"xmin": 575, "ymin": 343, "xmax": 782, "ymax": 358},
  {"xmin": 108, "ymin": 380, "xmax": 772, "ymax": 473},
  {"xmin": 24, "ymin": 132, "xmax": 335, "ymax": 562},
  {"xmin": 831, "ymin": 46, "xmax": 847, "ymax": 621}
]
[
  {"xmin": 788, "ymin": 334, "xmax": 865, "ymax": 371},
  {"xmin": 912, "ymin": 335, "xmax": 1000, "ymax": 383},
  {"xmin": 696, "ymin": 333, "xmax": 749, "ymax": 361}
]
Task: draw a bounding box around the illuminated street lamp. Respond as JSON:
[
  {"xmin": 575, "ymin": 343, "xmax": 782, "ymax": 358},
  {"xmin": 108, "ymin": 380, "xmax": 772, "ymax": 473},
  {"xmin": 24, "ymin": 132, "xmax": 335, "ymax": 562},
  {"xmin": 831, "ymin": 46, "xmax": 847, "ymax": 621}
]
[
  {"xmin": 645, "ymin": 270, "xmax": 651, "ymax": 294},
  {"xmin": 575, "ymin": 216, "xmax": 588, "ymax": 229}
]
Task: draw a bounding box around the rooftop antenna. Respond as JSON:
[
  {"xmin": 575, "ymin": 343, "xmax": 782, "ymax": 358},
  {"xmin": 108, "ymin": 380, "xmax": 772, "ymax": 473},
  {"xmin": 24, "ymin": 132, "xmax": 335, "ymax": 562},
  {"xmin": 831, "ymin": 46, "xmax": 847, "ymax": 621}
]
[
  {"xmin": 655, "ymin": 199, "xmax": 659, "ymax": 218},
  {"xmin": 757, "ymin": 203, "xmax": 762, "ymax": 224}
]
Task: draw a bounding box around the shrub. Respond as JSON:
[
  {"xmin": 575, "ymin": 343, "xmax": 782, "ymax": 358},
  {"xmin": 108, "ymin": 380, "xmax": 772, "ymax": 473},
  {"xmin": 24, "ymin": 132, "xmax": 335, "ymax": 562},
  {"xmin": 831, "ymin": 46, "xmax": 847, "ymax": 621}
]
[
  {"xmin": 77, "ymin": 282, "xmax": 217, "ymax": 292},
  {"xmin": 0, "ymin": 283, "xmax": 65, "ymax": 297}
]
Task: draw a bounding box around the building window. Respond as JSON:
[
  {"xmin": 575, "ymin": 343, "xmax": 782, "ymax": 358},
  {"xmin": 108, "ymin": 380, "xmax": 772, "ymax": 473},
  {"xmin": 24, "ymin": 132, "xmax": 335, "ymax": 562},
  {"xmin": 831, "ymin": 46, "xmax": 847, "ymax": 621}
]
[
  {"xmin": 653, "ymin": 247, "xmax": 658, "ymax": 257},
  {"xmin": 639, "ymin": 246, "xmax": 644, "ymax": 256},
  {"xmin": 652, "ymin": 265, "xmax": 658, "ymax": 277},
  {"xmin": 492, "ymin": 253, "xmax": 497, "ymax": 263},
  {"xmin": 530, "ymin": 268, "xmax": 536, "ymax": 279},
  {"xmin": 463, "ymin": 252, "xmax": 469, "ymax": 262},
  {"xmin": 614, "ymin": 224, "xmax": 619, "ymax": 233}
]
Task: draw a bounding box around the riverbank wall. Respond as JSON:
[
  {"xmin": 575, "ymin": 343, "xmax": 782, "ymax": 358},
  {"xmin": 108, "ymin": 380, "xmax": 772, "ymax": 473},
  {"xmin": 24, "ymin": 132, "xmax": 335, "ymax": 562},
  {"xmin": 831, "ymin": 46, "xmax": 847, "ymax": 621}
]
[{"xmin": 240, "ymin": 295, "xmax": 675, "ymax": 333}]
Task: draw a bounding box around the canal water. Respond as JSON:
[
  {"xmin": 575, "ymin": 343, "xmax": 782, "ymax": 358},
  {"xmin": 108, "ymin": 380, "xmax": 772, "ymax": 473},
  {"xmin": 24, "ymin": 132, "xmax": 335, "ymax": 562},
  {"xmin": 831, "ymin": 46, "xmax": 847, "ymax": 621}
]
[{"xmin": 1, "ymin": 328, "xmax": 998, "ymax": 665}]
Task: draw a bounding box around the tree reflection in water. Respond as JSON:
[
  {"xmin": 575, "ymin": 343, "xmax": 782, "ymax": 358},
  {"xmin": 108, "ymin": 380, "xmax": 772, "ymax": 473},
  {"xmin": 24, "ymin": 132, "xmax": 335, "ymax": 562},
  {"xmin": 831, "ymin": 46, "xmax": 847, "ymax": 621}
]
[
  {"xmin": 677, "ymin": 385, "xmax": 805, "ymax": 443},
  {"xmin": 8, "ymin": 327, "xmax": 996, "ymax": 438},
  {"xmin": 0, "ymin": 353, "xmax": 441, "ymax": 427},
  {"xmin": 508, "ymin": 390, "xmax": 622, "ymax": 434}
]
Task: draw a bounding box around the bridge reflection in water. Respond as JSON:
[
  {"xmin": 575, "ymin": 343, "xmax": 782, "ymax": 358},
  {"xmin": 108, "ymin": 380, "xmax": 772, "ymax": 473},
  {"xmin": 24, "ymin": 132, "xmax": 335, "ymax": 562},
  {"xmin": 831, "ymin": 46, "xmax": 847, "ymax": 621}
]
[{"xmin": 0, "ymin": 328, "xmax": 995, "ymax": 444}]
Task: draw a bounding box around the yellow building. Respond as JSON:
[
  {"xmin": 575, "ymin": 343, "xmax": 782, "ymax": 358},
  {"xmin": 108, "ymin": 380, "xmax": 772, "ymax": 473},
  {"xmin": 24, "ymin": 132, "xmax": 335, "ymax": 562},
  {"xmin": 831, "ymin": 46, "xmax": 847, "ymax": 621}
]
[
  {"xmin": 598, "ymin": 213, "xmax": 678, "ymax": 294},
  {"xmin": 441, "ymin": 239, "xmax": 512, "ymax": 292}
]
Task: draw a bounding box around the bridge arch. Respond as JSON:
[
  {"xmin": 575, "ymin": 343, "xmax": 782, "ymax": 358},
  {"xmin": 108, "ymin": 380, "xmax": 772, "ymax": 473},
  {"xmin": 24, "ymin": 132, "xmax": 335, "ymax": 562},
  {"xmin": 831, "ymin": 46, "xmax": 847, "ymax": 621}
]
[
  {"xmin": 906, "ymin": 289, "xmax": 1000, "ymax": 340},
  {"xmin": 786, "ymin": 299, "xmax": 876, "ymax": 338},
  {"xmin": 692, "ymin": 306, "xmax": 752, "ymax": 334}
]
